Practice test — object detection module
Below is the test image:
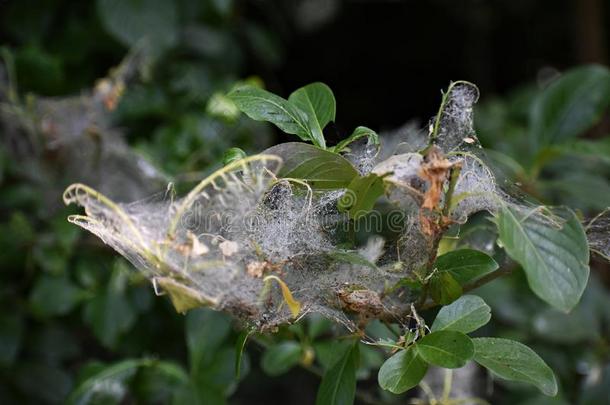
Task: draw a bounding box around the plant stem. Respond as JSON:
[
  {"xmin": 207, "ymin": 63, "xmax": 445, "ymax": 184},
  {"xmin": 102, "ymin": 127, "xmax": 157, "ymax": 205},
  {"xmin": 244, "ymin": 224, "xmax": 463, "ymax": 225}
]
[
  {"xmin": 443, "ymin": 163, "xmax": 462, "ymax": 218},
  {"xmin": 462, "ymin": 265, "xmax": 514, "ymax": 293},
  {"xmin": 417, "ymin": 265, "xmax": 515, "ymax": 311}
]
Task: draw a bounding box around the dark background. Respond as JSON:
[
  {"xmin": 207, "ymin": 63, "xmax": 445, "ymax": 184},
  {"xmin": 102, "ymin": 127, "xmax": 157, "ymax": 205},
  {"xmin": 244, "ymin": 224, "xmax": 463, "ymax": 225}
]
[
  {"xmin": 0, "ymin": 1, "xmax": 609, "ymax": 404},
  {"xmin": 2, "ymin": 0, "xmax": 607, "ymax": 138}
]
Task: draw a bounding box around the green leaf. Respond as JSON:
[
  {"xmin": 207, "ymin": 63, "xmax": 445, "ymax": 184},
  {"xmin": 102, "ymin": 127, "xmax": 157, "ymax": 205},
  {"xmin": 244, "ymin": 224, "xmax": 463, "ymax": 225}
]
[
  {"xmin": 67, "ymin": 359, "xmax": 148, "ymax": 405},
  {"xmin": 331, "ymin": 126, "xmax": 380, "ymax": 153},
  {"xmin": 314, "ymin": 341, "xmax": 345, "ymax": 371},
  {"xmin": 530, "ymin": 65, "xmax": 610, "ymax": 147},
  {"xmin": 235, "ymin": 329, "xmax": 252, "ymax": 379},
  {"xmin": 82, "ymin": 265, "xmax": 136, "ymax": 348},
  {"xmin": 193, "ymin": 347, "xmax": 247, "ymax": 400},
  {"xmin": 261, "ymin": 341, "xmax": 302, "ymax": 376},
  {"xmin": 431, "ymin": 295, "xmax": 491, "ymax": 333},
  {"xmin": 288, "ymin": 82, "xmax": 336, "ymax": 149},
  {"xmin": 495, "ymin": 206, "xmax": 590, "ymax": 312},
  {"xmin": 265, "ymin": 142, "xmax": 359, "ymax": 189},
  {"xmin": 338, "ymin": 173, "xmax": 385, "ymax": 220},
  {"xmin": 29, "ymin": 275, "xmax": 84, "ymax": 318},
  {"xmin": 416, "ymin": 331, "xmax": 474, "ymax": 368},
  {"xmin": 97, "ymin": 0, "xmax": 178, "ymax": 51},
  {"xmin": 228, "ymin": 86, "xmax": 313, "ymax": 143},
  {"xmin": 136, "ymin": 361, "xmax": 190, "ymax": 404},
  {"xmin": 541, "ymin": 172, "xmax": 610, "ymax": 212},
  {"xmin": 434, "ymin": 249, "xmax": 499, "ymax": 285},
  {"xmin": 378, "ymin": 346, "xmax": 428, "ymax": 394},
  {"xmin": 557, "ymin": 138, "xmax": 610, "ymax": 164},
  {"xmin": 308, "ymin": 314, "xmax": 333, "ymax": 340},
  {"xmin": 222, "ymin": 147, "xmax": 247, "ymax": 166},
  {"xmin": 186, "ymin": 308, "xmax": 232, "ymax": 375},
  {"xmin": 532, "ymin": 306, "xmax": 600, "ymax": 344},
  {"xmin": 429, "ymin": 272, "xmax": 463, "ymax": 305},
  {"xmin": 316, "ymin": 342, "xmax": 359, "ymax": 405},
  {"xmin": 472, "ymin": 337, "xmax": 558, "ymax": 396}
]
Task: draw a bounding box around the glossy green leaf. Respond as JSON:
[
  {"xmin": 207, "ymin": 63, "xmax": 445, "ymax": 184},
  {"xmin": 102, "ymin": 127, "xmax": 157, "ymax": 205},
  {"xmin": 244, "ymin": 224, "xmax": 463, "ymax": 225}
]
[
  {"xmin": 431, "ymin": 294, "xmax": 491, "ymax": 333},
  {"xmin": 288, "ymin": 82, "xmax": 336, "ymax": 148},
  {"xmin": 316, "ymin": 342, "xmax": 359, "ymax": 405},
  {"xmin": 434, "ymin": 249, "xmax": 499, "ymax": 285},
  {"xmin": 530, "ymin": 65, "xmax": 610, "ymax": 147},
  {"xmin": 378, "ymin": 346, "xmax": 428, "ymax": 394},
  {"xmin": 429, "ymin": 272, "xmax": 463, "ymax": 305},
  {"xmin": 261, "ymin": 341, "xmax": 302, "ymax": 376},
  {"xmin": 473, "ymin": 337, "xmax": 558, "ymax": 396},
  {"xmin": 338, "ymin": 173, "xmax": 385, "ymax": 220},
  {"xmin": 416, "ymin": 331, "xmax": 474, "ymax": 368},
  {"xmin": 495, "ymin": 206, "xmax": 590, "ymax": 312},
  {"xmin": 228, "ymin": 86, "xmax": 312, "ymax": 142},
  {"xmin": 265, "ymin": 142, "xmax": 358, "ymax": 189},
  {"xmin": 331, "ymin": 126, "xmax": 379, "ymax": 153}
]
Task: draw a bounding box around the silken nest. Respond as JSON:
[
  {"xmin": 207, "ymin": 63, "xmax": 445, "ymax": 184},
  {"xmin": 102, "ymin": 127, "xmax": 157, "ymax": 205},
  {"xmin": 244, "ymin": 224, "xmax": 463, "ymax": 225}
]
[{"xmin": 63, "ymin": 82, "xmax": 607, "ymax": 332}]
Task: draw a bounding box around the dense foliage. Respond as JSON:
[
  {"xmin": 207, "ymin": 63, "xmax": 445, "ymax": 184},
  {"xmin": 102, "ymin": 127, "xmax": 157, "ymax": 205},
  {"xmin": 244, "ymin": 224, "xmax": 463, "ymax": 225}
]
[{"xmin": 1, "ymin": 2, "xmax": 609, "ymax": 405}]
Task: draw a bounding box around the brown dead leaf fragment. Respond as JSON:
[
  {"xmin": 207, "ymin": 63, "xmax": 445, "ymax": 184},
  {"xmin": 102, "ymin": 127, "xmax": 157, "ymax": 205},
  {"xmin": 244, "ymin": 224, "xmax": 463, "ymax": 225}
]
[
  {"xmin": 338, "ymin": 288, "xmax": 385, "ymax": 328},
  {"xmin": 419, "ymin": 146, "xmax": 453, "ymax": 211},
  {"xmin": 338, "ymin": 288, "xmax": 384, "ymax": 315},
  {"xmin": 418, "ymin": 146, "xmax": 456, "ymax": 235}
]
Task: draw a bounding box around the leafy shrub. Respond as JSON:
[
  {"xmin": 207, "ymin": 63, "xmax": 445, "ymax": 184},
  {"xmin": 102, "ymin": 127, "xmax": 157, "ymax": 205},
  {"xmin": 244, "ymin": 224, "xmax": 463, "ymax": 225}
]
[{"xmin": 62, "ymin": 71, "xmax": 610, "ymax": 403}]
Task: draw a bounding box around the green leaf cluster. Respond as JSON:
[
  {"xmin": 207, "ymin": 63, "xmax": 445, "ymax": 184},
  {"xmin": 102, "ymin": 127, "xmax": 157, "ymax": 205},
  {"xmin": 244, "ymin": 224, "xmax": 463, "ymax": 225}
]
[{"xmin": 378, "ymin": 295, "xmax": 557, "ymax": 396}]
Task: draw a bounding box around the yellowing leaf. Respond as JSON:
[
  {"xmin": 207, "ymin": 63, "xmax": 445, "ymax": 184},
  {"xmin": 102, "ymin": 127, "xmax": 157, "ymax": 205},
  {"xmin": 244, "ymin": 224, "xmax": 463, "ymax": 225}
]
[
  {"xmin": 264, "ymin": 275, "xmax": 301, "ymax": 318},
  {"xmin": 155, "ymin": 278, "xmax": 216, "ymax": 314}
]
